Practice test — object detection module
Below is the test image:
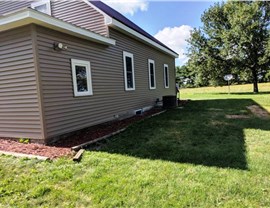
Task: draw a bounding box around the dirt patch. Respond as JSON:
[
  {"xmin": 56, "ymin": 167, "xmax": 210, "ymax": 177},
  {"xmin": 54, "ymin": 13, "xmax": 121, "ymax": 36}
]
[
  {"xmin": 225, "ymin": 115, "xmax": 250, "ymax": 119},
  {"xmin": 0, "ymin": 108, "xmax": 163, "ymax": 159},
  {"xmin": 247, "ymin": 105, "xmax": 270, "ymax": 119}
]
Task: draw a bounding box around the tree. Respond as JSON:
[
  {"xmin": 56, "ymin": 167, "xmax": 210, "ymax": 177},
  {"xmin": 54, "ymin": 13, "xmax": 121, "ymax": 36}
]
[
  {"xmin": 176, "ymin": 65, "xmax": 196, "ymax": 87},
  {"xmin": 187, "ymin": 1, "xmax": 270, "ymax": 93}
]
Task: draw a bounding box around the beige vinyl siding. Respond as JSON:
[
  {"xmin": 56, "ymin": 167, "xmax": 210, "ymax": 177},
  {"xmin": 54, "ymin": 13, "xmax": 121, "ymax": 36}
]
[
  {"xmin": 0, "ymin": 0, "xmax": 108, "ymax": 37},
  {"xmin": 36, "ymin": 25, "xmax": 175, "ymax": 140},
  {"xmin": 0, "ymin": 1, "xmax": 34, "ymax": 15},
  {"xmin": 51, "ymin": 0, "xmax": 108, "ymax": 36},
  {"xmin": 0, "ymin": 26, "xmax": 42, "ymax": 139}
]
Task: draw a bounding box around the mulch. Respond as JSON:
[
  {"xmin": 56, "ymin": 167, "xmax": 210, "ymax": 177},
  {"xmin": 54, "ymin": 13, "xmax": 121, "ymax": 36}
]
[
  {"xmin": 0, "ymin": 139, "xmax": 72, "ymax": 159},
  {"xmin": 0, "ymin": 108, "xmax": 164, "ymax": 159}
]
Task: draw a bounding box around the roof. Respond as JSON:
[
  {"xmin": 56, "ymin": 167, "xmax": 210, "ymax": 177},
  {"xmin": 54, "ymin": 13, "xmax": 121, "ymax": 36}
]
[{"xmin": 89, "ymin": 0, "xmax": 178, "ymax": 57}]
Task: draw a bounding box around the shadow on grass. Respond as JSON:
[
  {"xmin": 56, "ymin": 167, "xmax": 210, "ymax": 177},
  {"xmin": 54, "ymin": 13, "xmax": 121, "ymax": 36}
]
[{"xmin": 93, "ymin": 99, "xmax": 270, "ymax": 170}]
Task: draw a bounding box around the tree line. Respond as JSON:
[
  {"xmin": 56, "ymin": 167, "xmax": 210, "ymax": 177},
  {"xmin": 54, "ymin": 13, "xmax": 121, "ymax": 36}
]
[{"xmin": 178, "ymin": 1, "xmax": 270, "ymax": 92}]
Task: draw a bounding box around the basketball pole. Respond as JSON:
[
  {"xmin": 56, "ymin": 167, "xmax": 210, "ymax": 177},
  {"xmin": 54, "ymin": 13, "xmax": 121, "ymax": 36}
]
[{"xmin": 228, "ymin": 80, "xmax": 230, "ymax": 94}]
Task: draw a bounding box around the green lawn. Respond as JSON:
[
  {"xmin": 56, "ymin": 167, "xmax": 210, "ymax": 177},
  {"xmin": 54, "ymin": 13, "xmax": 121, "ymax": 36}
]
[{"xmin": 1, "ymin": 83, "xmax": 270, "ymax": 207}]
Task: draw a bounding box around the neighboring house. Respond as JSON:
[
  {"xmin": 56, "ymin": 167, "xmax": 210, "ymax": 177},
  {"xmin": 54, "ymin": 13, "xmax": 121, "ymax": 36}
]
[{"xmin": 0, "ymin": 0, "xmax": 178, "ymax": 143}]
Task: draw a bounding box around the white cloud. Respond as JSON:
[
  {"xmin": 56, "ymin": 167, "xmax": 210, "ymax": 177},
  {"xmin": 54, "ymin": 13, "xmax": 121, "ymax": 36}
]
[
  {"xmin": 102, "ymin": 0, "xmax": 149, "ymax": 16},
  {"xmin": 154, "ymin": 25, "xmax": 193, "ymax": 66}
]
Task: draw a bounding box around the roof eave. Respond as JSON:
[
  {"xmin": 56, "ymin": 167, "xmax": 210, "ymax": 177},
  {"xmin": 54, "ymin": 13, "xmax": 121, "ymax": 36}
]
[
  {"xmin": 0, "ymin": 9, "xmax": 116, "ymax": 46},
  {"xmin": 106, "ymin": 18, "xmax": 178, "ymax": 58}
]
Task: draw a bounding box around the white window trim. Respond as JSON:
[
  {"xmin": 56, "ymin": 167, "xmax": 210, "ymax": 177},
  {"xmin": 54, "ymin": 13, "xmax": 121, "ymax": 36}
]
[
  {"xmin": 148, "ymin": 59, "xmax": 156, "ymax": 90},
  {"xmin": 71, "ymin": 59, "xmax": 93, "ymax": 97},
  {"xmin": 164, "ymin": 64, "xmax": 169, "ymax": 88},
  {"xmin": 123, "ymin": 51, "xmax": 135, "ymax": 91},
  {"xmin": 31, "ymin": 0, "xmax": 51, "ymax": 15}
]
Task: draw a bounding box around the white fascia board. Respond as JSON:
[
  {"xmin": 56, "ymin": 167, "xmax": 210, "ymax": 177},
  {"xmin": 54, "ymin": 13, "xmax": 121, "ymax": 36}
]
[
  {"xmin": 107, "ymin": 19, "xmax": 179, "ymax": 58},
  {"xmin": 0, "ymin": 9, "xmax": 116, "ymax": 46}
]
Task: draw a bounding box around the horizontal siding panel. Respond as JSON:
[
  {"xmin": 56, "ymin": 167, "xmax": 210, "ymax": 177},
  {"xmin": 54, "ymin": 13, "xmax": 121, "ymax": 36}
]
[
  {"xmin": 0, "ymin": 71, "xmax": 36, "ymax": 80},
  {"xmin": 0, "ymin": 116, "xmax": 39, "ymax": 121},
  {"xmin": 0, "ymin": 54, "xmax": 34, "ymax": 64},
  {"xmin": 0, "ymin": 26, "xmax": 42, "ymax": 140},
  {"xmin": 0, "ymin": 86, "xmax": 37, "ymax": 94},
  {"xmin": 0, "ymin": 96, "xmax": 38, "ymax": 102},
  {"xmin": 0, "ymin": 45, "xmax": 33, "ymax": 56},
  {"xmin": 0, "ymin": 67, "xmax": 35, "ymax": 77},
  {"xmin": 0, "ymin": 77, "xmax": 36, "ymax": 85},
  {"xmin": 0, "ymin": 127, "xmax": 40, "ymax": 134},
  {"xmin": 0, "ymin": 123, "xmax": 42, "ymax": 129},
  {"xmin": 37, "ymin": 24, "xmax": 175, "ymax": 139},
  {"xmin": 0, "ymin": 111, "xmax": 40, "ymax": 116},
  {"xmin": 0, "ymin": 63, "xmax": 35, "ymax": 72},
  {"xmin": 0, "ymin": 82, "xmax": 37, "ymax": 91},
  {"xmin": 51, "ymin": 0, "xmax": 108, "ymax": 36},
  {"xmin": 0, "ymin": 121, "xmax": 41, "ymax": 126},
  {"xmin": 0, "ymin": 103, "xmax": 39, "ymax": 108},
  {"xmin": 46, "ymin": 116, "xmax": 112, "ymax": 137},
  {"xmin": 0, "ymin": 98, "xmax": 38, "ymax": 104},
  {"xmin": 0, "ymin": 36, "xmax": 32, "ymax": 48},
  {"xmin": 44, "ymin": 100, "xmax": 154, "ymax": 118},
  {"xmin": 0, "ymin": 1, "xmax": 33, "ymax": 15},
  {"xmin": 0, "ymin": 59, "xmax": 35, "ymax": 68}
]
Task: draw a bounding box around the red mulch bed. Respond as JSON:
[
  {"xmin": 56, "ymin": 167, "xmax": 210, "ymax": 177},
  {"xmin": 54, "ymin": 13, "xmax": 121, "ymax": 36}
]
[
  {"xmin": 0, "ymin": 139, "xmax": 72, "ymax": 159},
  {"xmin": 0, "ymin": 108, "xmax": 164, "ymax": 159}
]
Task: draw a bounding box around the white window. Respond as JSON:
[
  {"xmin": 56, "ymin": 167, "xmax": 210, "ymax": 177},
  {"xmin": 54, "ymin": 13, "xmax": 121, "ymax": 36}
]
[
  {"xmin": 164, "ymin": 64, "xmax": 169, "ymax": 88},
  {"xmin": 31, "ymin": 0, "xmax": 51, "ymax": 15},
  {"xmin": 71, "ymin": 59, "xmax": 93, "ymax": 97},
  {"xmin": 148, "ymin": 59, "xmax": 156, "ymax": 89},
  {"xmin": 123, "ymin": 51, "xmax": 135, "ymax": 91}
]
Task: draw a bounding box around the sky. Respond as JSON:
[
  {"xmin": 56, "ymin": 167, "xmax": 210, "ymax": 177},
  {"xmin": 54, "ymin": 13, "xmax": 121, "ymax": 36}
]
[{"xmin": 101, "ymin": 0, "xmax": 217, "ymax": 66}]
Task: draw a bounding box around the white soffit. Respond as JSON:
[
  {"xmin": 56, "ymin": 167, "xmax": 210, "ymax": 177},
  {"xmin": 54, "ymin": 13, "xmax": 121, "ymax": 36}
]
[{"xmin": 0, "ymin": 9, "xmax": 116, "ymax": 46}]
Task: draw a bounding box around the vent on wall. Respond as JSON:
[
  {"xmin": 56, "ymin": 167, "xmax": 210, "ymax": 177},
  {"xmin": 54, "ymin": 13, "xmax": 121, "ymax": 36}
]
[{"xmin": 134, "ymin": 109, "xmax": 143, "ymax": 115}]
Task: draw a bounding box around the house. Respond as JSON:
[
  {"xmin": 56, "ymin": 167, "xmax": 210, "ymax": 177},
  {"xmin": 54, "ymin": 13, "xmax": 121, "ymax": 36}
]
[{"xmin": 0, "ymin": 0, "xmax": 178, "ymax": 144}]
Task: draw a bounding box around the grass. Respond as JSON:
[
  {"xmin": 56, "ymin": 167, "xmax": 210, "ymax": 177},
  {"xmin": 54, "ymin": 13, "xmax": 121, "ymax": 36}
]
[{"xmin": 1, "ymin": 83, "xmax": 270, "ymax": 207}]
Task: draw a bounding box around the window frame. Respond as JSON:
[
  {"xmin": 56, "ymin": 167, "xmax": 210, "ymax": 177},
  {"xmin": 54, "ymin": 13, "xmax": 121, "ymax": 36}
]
[
  {"xmin": 71, "ymin": 59, "xmax": 93, "ymax": 97},
  {"xmin": 148, "ymin": 59, "xmax": 156, "ymax": 90},
  {"xmin": 31, "ymin": 0, "xmax": 51, "ymax": 15},
  {"xmin": 123, "ymin": 51, "xmax": 135, "ymax": 91},
  {"xmin": 164, "ymin": 64, "xmax": 169, "ymax": 88}
]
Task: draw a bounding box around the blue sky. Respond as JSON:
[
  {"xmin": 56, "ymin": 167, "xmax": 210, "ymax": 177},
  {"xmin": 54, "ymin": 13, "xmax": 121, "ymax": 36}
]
[
  {"xmin": 102, "ymin": 0, "xmax": 217, "ymax": 66},
  {"xmin": 126, "ymin": 1, "xmax": 215, "ymax": 34}
]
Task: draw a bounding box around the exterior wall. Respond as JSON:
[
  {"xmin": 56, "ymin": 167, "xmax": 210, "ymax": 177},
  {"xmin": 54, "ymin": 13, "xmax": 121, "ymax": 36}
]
[
  {"xmin": 51, "ymin": 0, "xmax": 108, "ymax": 36},
  {"xmin": 36, "ymin": 26, "xmax": 175, "ymax": 140},
  {"xmin": 0, "ymin": 1, "xmax": 34, "ymax": 15},
  {"xmin": 0, "ymin": 0, "xmax": 108, "ymax": 37},
  {"xmin": 0, "ymin": 25, "xmax": 43, "ymax": 140}
]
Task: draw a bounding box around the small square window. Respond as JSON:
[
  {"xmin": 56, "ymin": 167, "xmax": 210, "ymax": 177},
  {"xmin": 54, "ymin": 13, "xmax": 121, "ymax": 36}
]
[
  {"xmin": 148, "ymin": 59, "xmax": 156, "ymax": 89},
  {"xmin": 71, "ymin": 59, "xmax": 93, "ymax": 97},
  {"xmin": 123, "ymin": 51, "xmax": 135, "ymax": 91},
  {"xmin": 164, "ymin": 64, "xmax": 169, "ymax": 88},
  {"xmin": 31, "ymin": 0, "xmax": 51, "ymax": 15}
]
